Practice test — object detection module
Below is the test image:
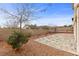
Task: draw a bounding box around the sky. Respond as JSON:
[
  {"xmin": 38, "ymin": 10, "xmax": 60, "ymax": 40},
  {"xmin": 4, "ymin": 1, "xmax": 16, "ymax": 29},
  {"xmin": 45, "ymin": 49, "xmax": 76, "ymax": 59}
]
[{"xmin": 0, "ymin": 3, "xmax": 73, "ymax": 27}]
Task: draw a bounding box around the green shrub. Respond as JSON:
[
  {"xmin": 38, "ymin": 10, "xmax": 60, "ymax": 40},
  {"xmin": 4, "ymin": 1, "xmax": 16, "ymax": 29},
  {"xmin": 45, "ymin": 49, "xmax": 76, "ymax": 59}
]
[{"xmin": 7, "ymin": 31, "xmax": 29, "ymax": 49}]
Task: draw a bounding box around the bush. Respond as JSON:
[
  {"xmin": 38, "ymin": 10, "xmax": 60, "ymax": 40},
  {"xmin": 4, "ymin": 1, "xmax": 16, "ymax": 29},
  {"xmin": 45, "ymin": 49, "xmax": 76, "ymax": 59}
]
[{"xmin": 7, "ymin": 31, "xmax": 29, "ymax": 50}]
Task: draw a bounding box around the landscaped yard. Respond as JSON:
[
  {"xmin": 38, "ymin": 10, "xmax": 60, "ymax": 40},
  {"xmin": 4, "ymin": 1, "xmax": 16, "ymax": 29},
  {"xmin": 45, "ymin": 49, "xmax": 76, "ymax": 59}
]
[
  {"xmin": 0, "ymin": 3, "xmax": 75, "ymax": 56},
  {"xmin": 0, "ymin": 32, "xmax": 76, "ymax": 56}
]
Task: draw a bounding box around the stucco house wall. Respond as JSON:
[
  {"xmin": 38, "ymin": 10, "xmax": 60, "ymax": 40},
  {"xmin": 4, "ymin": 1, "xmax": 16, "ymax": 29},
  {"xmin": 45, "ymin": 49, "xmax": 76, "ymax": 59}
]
[{"xmin": 74, "ymin": 3, "xmax": 79, "ymax": 52}]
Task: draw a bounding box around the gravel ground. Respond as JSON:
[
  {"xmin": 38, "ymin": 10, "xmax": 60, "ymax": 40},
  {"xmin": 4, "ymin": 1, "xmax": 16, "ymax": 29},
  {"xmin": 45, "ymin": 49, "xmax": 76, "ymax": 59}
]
[
  {"xmin": 35, "ymin": 33, "xmax": 76, "ymax": 54},
  {"xmin": 0, "ymin": 33, "xmax": 76, "ymax": 56}
]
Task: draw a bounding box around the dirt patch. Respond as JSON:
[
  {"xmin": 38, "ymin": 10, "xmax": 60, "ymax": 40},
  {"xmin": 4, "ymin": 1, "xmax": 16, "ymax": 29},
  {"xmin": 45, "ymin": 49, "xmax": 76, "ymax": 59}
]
[{"xmin": 0, "ymin": 33, "xmax": 76, "ymax": 56}]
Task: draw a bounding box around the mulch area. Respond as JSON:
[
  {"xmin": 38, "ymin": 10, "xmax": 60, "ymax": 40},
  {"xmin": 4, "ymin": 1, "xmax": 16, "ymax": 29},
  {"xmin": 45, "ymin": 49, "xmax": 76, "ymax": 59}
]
[{"xmin": 0, "ymin": 32, "xmax": 76, "ymax": 56}]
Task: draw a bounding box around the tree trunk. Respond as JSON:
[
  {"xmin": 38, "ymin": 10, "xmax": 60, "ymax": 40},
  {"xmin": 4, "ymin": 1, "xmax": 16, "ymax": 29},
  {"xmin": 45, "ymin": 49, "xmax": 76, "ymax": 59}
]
[{"xmin": 19, "ymin": 15, "xmax": 22, "ymax": 32}]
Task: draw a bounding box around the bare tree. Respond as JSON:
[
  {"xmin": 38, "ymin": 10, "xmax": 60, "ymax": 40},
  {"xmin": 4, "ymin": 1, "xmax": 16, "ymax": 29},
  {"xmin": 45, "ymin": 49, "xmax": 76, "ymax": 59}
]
[{"xmin": 0, "ymin": 4, "xmax": 47, "ymax": 32}]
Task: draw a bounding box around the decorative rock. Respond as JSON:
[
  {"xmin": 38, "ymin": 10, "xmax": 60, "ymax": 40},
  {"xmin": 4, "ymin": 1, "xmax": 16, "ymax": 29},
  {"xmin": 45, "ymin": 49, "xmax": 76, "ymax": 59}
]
[{"xmin": 35, "ymin": 33, "xmax": 76, "ymax": 53}]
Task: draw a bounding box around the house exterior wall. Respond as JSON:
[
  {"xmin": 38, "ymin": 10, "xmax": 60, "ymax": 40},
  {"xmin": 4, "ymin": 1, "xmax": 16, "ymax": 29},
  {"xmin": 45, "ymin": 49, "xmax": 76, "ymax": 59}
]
[
  {"xmin": 77, "ymin": 7, "xmax": 79, "ymax": 52},
  {"xmin": 74, "ymin": 3, "xmax": 77, "ymax": 52},
  {"xmin": 74, "ymin": 3, "xmax": 79, "ymax": 52}
]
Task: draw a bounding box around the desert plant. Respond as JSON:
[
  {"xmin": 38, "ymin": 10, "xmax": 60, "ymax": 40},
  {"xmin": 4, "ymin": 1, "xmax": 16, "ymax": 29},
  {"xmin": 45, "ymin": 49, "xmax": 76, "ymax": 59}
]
[{"xmin": 7, "ymin": 31, "xmax": 29, "ymax": 50}]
